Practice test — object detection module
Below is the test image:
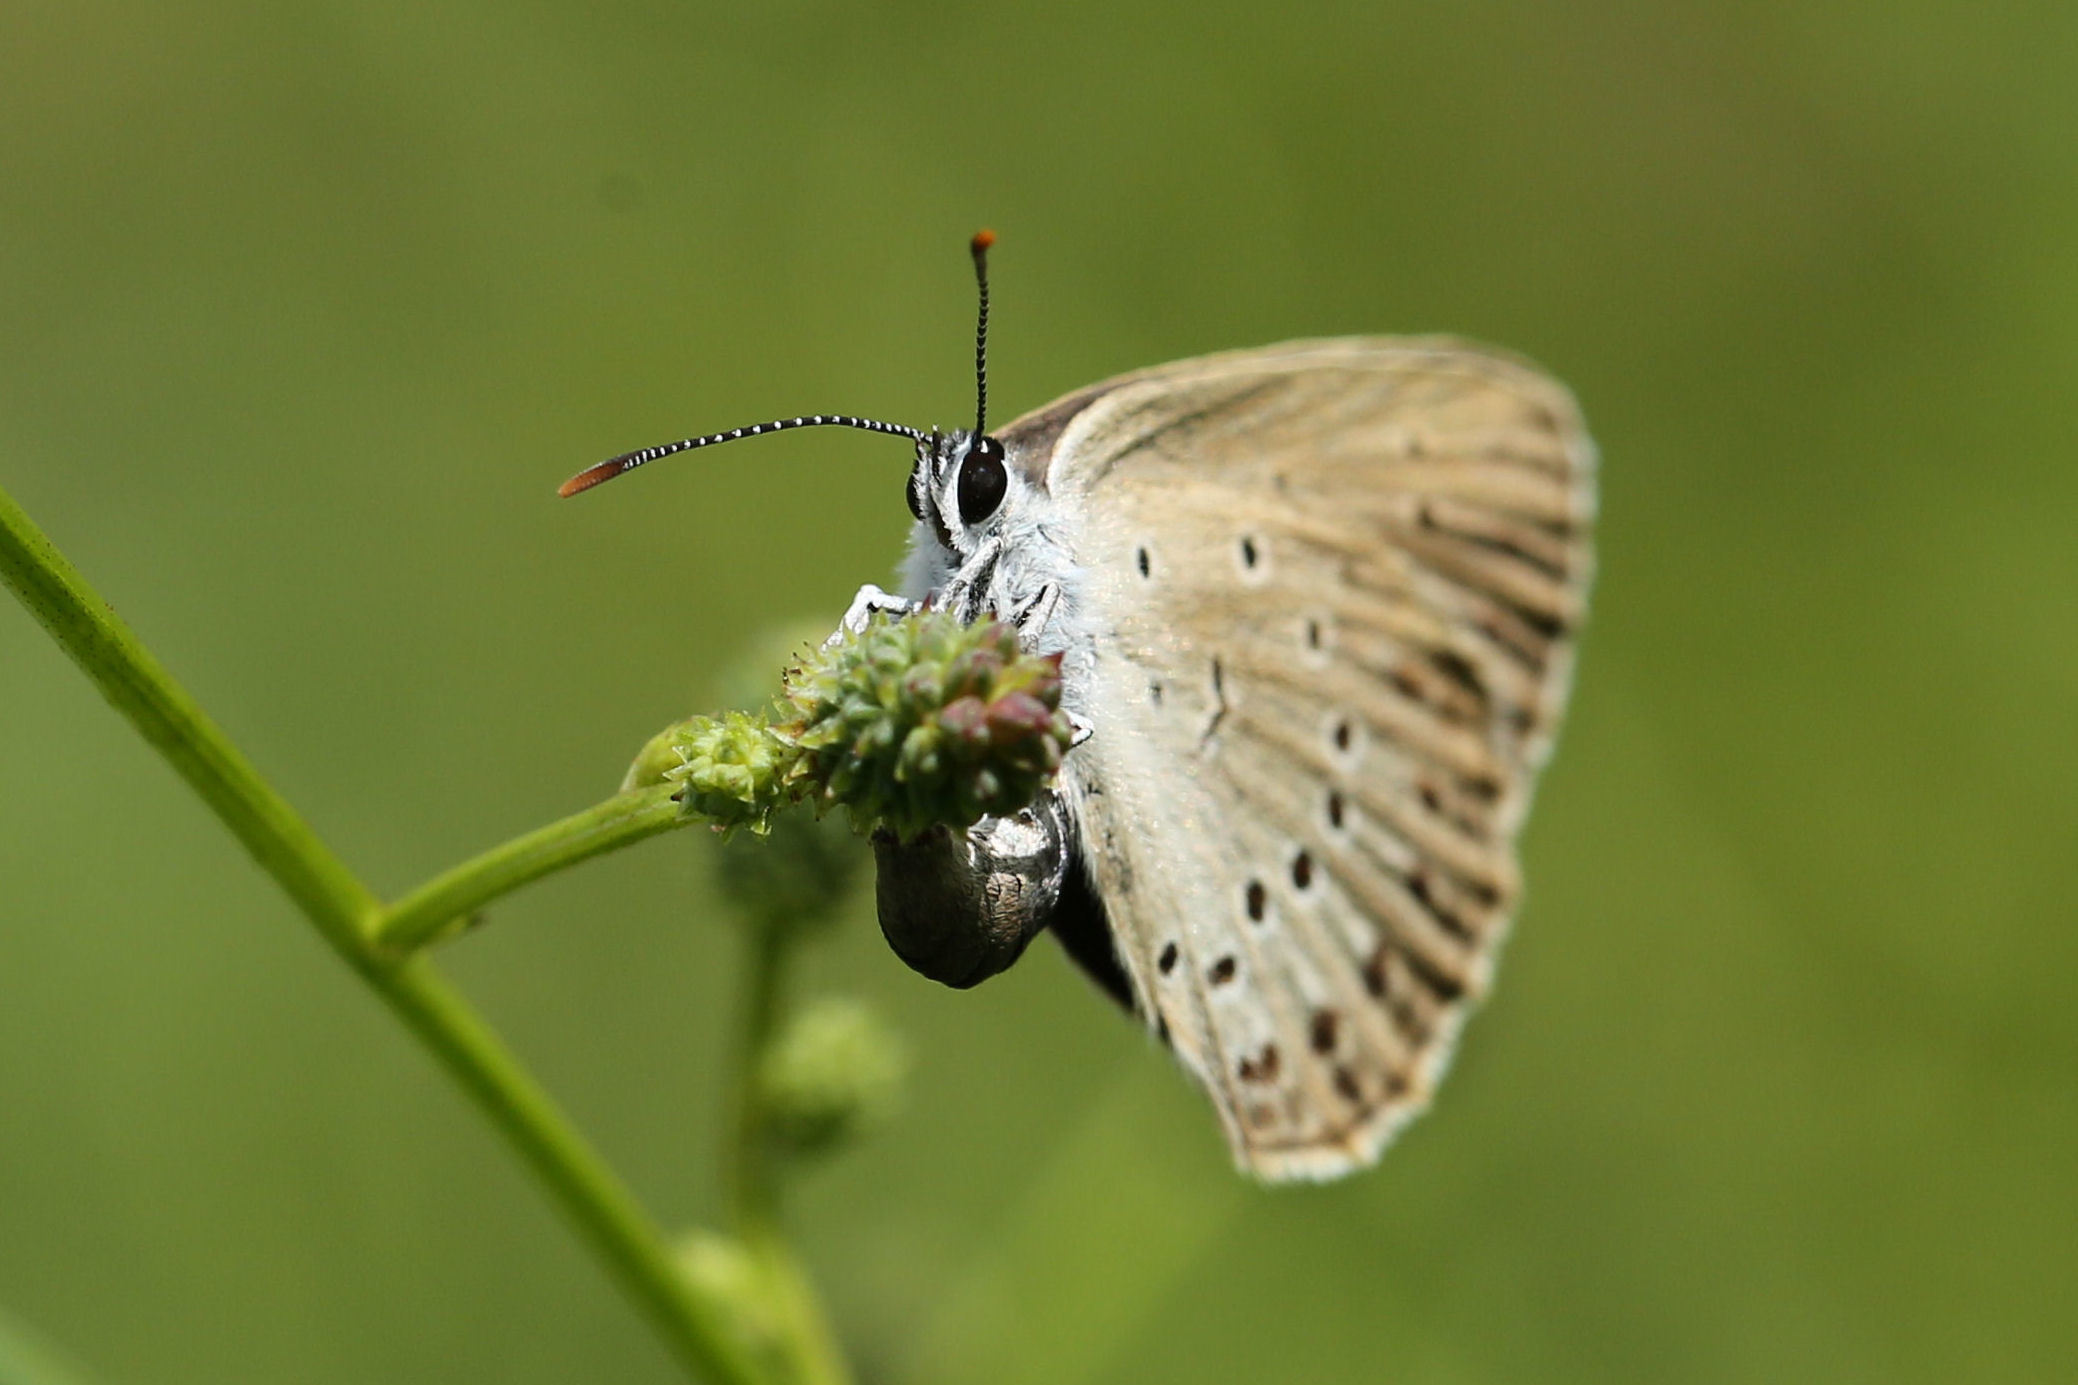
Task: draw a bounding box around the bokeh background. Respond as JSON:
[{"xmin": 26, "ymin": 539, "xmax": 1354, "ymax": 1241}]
[{"xmin": 4, "ymin": 3, "xmax": 2074, "ymax": 1382}]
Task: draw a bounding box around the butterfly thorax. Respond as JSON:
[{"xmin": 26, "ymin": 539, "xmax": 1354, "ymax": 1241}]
[
  {"xmin": 900, "ymin": 428, "xmax": 1096, "ymax": 725},
  {"xmin": 868, "ymin": 423, "xmax": 1115, "ymax": 997}
]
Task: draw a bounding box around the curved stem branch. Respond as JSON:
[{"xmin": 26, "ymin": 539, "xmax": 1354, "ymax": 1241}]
[
  {"xmin": 381, "ymin": 961, "xmax": 768, "ymax": 1384},
  {"xmin": 376, "ymin": 785, "xmax": 686, "ymax": 954},
  {"xmin": 0, "ymin": 482, "xmax": 771, "ymax": 1385},
  {"xmin": 0, "ymin": 485, "xmax": 379, "ymax": 956}
]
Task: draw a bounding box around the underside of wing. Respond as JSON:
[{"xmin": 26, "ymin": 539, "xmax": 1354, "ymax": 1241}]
[{"xmin": 1004, "ymin": 338, "xmax": 1595, "ymax": 1181}]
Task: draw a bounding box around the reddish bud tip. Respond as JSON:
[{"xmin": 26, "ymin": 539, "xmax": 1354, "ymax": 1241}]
[
  {"xmin": 987, "ymin": 691, "xmax": 1055, "ymax": 736},
  {"xmin": 939, "ymin": 696, "xmax": 990, "ymax": 742}
]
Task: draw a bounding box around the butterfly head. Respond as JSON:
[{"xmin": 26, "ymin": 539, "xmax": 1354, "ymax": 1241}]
[{"xmin": 905, "ymin": 427, "xmax": 1020, "ymax": 558}]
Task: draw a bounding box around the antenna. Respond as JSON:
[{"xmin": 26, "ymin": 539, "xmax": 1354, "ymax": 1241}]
[
  {"xmin": 970, "ymin": 228, "xmax": 995, "ymax": 437},
  {"xmin": 558, "ymin": 414, "xmax": 926, "ymax": 498},
  {"xmin": 561, "ymin": 233, "xmax": 1002, "ymax": 499}
]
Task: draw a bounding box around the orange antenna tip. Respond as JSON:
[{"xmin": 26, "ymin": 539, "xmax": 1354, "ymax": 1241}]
[
  {"xmin": 970, "ymin": 228, "xmax": 996, "ymax": 255},
  {"xmin": 557, "ymin": 461, "xmax": 621, "ymax": 498}
]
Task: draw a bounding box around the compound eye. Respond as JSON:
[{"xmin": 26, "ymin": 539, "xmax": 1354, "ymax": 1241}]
[
  {"xmin": 905, "ymin": 468, "xmax": 925, "ymax": 521},
  {"xmin": 956, "ymin": 436, "xmax": 1008, "ymax": 526}
]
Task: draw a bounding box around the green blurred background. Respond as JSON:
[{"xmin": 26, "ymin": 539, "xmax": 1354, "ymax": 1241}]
[{"xmin": 4, "ymin": 2, "xmax": 2074, "ymax": 1381}]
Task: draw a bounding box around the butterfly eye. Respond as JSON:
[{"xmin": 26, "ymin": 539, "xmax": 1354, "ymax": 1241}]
[
  {"xmin": 956, "ymin": 436, "xmax": 1008, "ymax": 526},
  {"xmin": 905, "ymin": 469, "xmax": 925, "ymax": 521}
]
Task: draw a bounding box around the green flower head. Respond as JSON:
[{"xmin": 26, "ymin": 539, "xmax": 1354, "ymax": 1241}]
[
  {"xmin": 781, "ymin": 613, "xmax": 1074, "ymax": 840},
  {"xmin": 625, "ymin": 608, "xmax": 1074, "ymax": 842}
]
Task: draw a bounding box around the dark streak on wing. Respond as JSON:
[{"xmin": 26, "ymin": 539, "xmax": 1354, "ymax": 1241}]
[
  {"xmin": 996, "ymin": 375, "xmax": 1286, "ymax": 495},
  {"xmin": 1092, "ymin": 378, "xmax": 1287, "ymax": 471},
  {"xmin": 997, "ymin": 384, "xmax": 1117, "ymax": 489}
]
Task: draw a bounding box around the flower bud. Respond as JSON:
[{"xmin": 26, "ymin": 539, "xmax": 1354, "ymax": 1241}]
[
  {"xmin": 757, "ymin": 998, "xmax": 907, "ymax": 1158},
  {"xmin": 658, "ymin": 711, "xmax": 795, "ymax": 836},
  {"xmin": 674, "ymin": 1231, "xmax": 785, "ymax": 1369}
]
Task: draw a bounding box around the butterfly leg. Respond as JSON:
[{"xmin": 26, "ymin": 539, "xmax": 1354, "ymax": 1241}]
[
  {"xmin": 1007, "ymin": 580, "xmax": 1062, "ymax": 642},
  {"xmin": 999, "ymin": 580, "xmax": 1089, "ymax": 744},
  {"xmin": 829, "ymin": 583, "xmax": 922, "ymax": 646},
  {"xmin": 931, "ymin": 536, "xmax": 1006, "ymax": 623}
]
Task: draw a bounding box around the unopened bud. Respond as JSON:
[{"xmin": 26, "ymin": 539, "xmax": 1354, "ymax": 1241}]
[{"xmin": 757, "ymin": 998, "xmax": 907, "ymax": 1157}]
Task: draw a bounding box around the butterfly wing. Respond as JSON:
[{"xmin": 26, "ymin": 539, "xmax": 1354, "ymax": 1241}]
[{"xmin": 1000, "ymin": 338, "xmax": 1595, "ymax": 1181}]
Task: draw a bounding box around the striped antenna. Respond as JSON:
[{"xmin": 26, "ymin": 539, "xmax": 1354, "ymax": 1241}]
[
  {"xmin": 559, "ymin": 414, "xmax": 927, "ymax": 498},
  {"xmin": 970, "ymin": 229, "xmax": 996, "ymax": 437}
]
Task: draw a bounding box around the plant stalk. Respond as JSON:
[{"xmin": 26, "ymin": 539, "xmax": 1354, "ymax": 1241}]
[
  {"xmin": 727, "ymin": 924, "xmax": 791, "ymax": 1233},
  {"xmin": 380, "ymin": 960, "xmax": 768, "ymax": 1383},
  {"xmin": 1, "ymin": 482, "xmax": 772, "ymax": 1385},
  {"xmin": 377, "ymin": 784, "xmax": 686, "ymax": 954},
  {"xmin": 724, "ymin": 922, "xmax": 854, "ymax": 1385},
  {"xmin": 0, "ymin": 484, "xmax": 379, "ymax": 957}
]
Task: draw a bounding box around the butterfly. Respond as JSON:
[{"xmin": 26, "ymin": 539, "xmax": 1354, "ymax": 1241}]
[{"xmin": 563, "ymin": 232, "xmax": 1595, "ymax": 1182}]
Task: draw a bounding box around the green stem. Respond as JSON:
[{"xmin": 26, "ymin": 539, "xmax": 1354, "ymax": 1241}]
[
  {"xmin": 0, "ymin": 1305, "xmax": 99, "ymax": 1385},
  {"xmin": 0, "ymin": 485, "xmax": 379, "ymax": 957},
  {"xmin": 726, "ymin": 925, "xmax": 790, "ymax": 1234},
  {"xmin": 724, "ymin": 925, "xmax": 854, "ymax": 1385},
  {"xmin": 743, "ymin": 1230, "xmax": 855, "ymax": 1385},
  {"xmin": 380, "ymin": 961, "xmax": 767, "ymax": 1384},
  {"xmin": 377, "ymin": 785, "xmax": 686, "ymax": 954},
  {"xmin": 0, "ymin": 483, "xmax": 768, "ymax": 1385}
]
